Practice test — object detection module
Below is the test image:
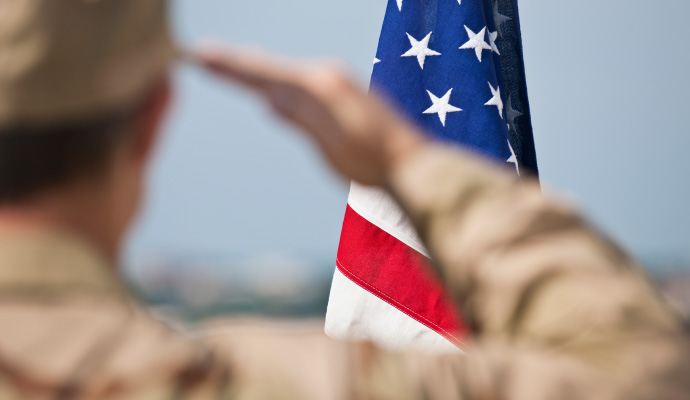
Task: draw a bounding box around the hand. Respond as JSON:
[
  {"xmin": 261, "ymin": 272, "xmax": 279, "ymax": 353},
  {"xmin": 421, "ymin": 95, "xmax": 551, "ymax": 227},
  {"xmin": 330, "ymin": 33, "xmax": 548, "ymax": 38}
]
[{"xmin": 193, "ymin": 44, "xmax": 427, "ymax": 187}]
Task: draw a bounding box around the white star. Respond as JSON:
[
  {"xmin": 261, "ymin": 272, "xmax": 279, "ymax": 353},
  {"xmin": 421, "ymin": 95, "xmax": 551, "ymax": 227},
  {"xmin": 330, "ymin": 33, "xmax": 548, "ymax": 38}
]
[
  {"xmin": 506, "ymin": 96, "xmax": 523, "ymax": 132},
  {"xmin": 484, "ymin": 82, "xmax": 504, "ymax": 118},
  {"xmin": 487, "ymin": 30, "xmax": 500, "ymax": 54},
  {"xmin": 401, "ymin": 32, "xmax": 441, "ymax": 70},
  {"xmin": 373, "ymin": 57, "xmax": 381, "ymax": 65},
  {"xmin": 397, "ymin": 0, "xmax": 403, "ymax": 11},
  {"xmin": 423, "ymin": 89, "xmax": 462, "ymax": 127},
  {"xmin": 459, "ymin": 25, "xmax": 491, "ymax": 62},
  {"xmin": 493, "ymin": 0, "xmax": 512, "ymax": 38},
  {"xmin": 507, "ymin": 140, "xmax": 520, "ymax": 175}
]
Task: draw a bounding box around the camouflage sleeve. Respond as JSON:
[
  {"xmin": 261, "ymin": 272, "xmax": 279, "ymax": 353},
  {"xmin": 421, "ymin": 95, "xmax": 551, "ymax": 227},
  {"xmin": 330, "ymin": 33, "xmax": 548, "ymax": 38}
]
[
  {"xmin": 198, "ymin": 322, "xmax": 472, "ymax": 400},
  {"xmin": 388, "ymin": 144, "xmax": 680, "ymax": 346},
  {"xmin": 384, "ymin": 144, "xmax": 689, "ymax": 397},
  {"xmin": 158, "ymin": 145, "xmax": 688, "ymax": 399}
]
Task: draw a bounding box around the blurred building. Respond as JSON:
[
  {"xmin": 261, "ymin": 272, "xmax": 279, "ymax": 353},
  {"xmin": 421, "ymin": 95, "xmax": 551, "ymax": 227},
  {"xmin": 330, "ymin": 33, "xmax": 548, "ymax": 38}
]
[
  {"xmin": 127, "ymin": 257, "xmax": 690, "ymax": 325},
  {"xmin": 128, "ymin": 255, "xmax": 334, "ymax": 323}
]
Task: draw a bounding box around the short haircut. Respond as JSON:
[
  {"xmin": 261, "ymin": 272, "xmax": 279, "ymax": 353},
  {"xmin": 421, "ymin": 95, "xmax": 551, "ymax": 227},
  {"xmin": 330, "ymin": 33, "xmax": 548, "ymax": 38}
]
[{"xmin": 0, "ymin": 107, "xmax": 138, "ymax": 203}]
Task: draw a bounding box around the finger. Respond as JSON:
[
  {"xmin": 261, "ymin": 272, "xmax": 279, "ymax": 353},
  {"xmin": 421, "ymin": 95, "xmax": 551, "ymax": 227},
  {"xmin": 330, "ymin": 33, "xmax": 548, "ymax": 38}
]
[
  {"xmin": 192, "ymin": 41, "xmax": 302, "ymax": 92},
  {"xmin": 192, "ymin": 43, "xmax": 328, "ymax": 137}
]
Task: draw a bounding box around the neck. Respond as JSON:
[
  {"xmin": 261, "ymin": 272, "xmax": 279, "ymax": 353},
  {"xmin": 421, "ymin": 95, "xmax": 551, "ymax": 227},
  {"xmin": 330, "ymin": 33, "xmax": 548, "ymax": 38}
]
[{"xmin": 0, "ymin": 186, "xmax": 122, "ymax": 265}]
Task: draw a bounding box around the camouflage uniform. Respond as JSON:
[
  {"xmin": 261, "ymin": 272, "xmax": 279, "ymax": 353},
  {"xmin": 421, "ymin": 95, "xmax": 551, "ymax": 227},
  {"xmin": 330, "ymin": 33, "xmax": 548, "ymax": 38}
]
[
  {"xmin": 0, "ymin": 0, "xmax": 689, "ymax": 398},
  {"xmin": 0, "ymin": 145, "xmax": 689, "ymax": 399}
]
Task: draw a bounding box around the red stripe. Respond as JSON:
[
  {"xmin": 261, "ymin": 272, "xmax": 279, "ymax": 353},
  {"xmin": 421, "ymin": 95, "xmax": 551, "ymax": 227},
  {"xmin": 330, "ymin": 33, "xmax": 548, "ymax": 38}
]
[{"xmin": 336, "ymin": 205, "xmax": 468, "ymax": 347}]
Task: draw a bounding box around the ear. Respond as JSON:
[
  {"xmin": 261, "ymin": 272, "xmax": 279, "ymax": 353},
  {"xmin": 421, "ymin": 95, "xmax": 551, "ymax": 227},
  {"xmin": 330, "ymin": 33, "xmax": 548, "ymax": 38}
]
[{"xmin": 131, "ymin": 76, "xmax": 172, "ymax": 166}]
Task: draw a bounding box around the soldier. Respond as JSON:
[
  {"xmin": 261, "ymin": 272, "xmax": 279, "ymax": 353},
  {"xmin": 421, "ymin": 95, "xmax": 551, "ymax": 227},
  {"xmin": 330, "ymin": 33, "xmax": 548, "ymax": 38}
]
[{"xmin": 0, "ymin": 1, "xmax": 688, "ymax": 399}]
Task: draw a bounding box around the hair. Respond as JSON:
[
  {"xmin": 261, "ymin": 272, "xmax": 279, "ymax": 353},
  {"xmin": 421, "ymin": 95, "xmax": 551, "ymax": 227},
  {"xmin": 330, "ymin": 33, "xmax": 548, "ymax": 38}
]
[{"xmin": 0, "ymin": 108, "xmax": 140, "ymax": 203}]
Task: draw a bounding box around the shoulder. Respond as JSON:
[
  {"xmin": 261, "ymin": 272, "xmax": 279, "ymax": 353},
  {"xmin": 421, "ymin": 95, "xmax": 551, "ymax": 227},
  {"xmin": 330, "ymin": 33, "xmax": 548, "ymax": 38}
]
[{"xmin": 0, "ymin": 296, "xmax": 231, "ymax": 399}]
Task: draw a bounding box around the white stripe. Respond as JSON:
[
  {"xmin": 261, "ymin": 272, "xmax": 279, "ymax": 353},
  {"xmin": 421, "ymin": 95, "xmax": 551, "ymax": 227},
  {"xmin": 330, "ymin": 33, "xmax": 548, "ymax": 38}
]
[
  {"xmin": 325, "ymin": 269, "xmax": 461, "ymax": 354},
  {"xmin": 347, "ymin": 182, "xmax": 430, "ymax": 258}
]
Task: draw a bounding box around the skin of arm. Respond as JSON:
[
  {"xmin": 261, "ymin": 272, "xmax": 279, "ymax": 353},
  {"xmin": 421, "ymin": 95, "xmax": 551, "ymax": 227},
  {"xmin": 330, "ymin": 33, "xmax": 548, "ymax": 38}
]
[{"xmin": 185, "ymin": 44, "xmax": 690, "ymax": 400}]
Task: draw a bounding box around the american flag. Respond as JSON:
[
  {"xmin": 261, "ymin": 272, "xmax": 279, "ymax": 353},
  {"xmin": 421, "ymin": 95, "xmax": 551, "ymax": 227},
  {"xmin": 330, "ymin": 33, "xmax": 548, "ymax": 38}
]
[{"xmin": 325, "ymin": 0, "xmax": 538, "ymax": 352}]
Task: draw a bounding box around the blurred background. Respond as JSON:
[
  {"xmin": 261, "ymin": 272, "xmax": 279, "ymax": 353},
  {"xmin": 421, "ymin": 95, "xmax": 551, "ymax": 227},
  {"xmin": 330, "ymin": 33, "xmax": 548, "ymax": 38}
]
[{"xmin": 123, "ymin": 0, "xmax": 690, "ymax": 323}]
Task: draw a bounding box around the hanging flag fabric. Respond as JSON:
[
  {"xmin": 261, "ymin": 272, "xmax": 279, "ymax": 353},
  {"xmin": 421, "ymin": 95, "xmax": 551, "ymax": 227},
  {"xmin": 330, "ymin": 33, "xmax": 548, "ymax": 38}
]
[{"xmin": 325, "ymin": 0, "xmax": 539, "ymax": 353}]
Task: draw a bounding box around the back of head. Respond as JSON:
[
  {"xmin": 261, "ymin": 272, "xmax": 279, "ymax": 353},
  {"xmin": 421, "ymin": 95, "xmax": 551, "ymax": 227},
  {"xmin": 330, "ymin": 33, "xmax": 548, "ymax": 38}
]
[{"xmin": 0, "ymin": 0, "xmax": 173, "ymax": 202}]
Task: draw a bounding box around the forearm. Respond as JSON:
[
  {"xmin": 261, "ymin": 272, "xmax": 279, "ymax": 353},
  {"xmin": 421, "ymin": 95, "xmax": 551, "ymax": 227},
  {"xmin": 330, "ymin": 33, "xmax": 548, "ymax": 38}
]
[
  {"xmin": 386, "ymin": 142, "xmax": 524, "ymax": 314},
  {"xmin": 385, "ymin": 142, "xmax": 679, "ymax": 343}
]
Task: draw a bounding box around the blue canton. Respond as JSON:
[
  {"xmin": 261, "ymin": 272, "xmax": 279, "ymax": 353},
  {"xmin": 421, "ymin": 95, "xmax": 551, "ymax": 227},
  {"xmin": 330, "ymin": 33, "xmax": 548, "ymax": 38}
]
[{"xmin": 371, "ymin": 0, "xmax": 538, "ymax": 176}]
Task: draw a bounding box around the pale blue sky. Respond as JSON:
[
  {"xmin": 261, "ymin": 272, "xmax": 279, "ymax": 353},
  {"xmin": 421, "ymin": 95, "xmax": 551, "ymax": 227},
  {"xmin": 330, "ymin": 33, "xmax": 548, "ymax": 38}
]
[{"xmin": 124, "ymin": 0, "xmax": 690, "ymax": 272}]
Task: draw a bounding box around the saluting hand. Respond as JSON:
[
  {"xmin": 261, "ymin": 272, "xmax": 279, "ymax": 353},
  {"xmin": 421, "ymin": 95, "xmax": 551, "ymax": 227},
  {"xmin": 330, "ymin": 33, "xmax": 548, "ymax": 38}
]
[{"xmin": 194, "ymin": 44, "xmax": 427, "ymax": 187}]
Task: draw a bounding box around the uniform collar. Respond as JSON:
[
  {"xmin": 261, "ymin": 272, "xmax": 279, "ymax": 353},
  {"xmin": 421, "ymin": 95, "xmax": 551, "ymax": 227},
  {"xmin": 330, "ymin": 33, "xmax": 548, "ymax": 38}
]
[{"xmin": 0, "ymin": 229, "xmax": 128, "ymax": 299}]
